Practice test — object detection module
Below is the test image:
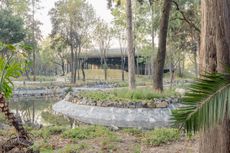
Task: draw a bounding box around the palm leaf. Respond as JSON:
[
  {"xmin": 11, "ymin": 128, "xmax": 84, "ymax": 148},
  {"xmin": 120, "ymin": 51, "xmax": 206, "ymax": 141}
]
[{"xmin": 172, "ymin": 73, "xmax": 230, "ymax": 133}]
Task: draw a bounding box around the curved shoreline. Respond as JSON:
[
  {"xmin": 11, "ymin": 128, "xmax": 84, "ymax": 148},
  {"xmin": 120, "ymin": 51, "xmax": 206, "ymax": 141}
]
[{"xmin": 53, "ymin": 100, "xmax": 178, "ymax": 129}]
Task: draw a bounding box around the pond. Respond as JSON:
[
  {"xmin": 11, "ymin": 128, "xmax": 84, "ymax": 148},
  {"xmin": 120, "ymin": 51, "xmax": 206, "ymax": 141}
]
[{"xmin": 8, "ymin": 97, "xmax": 71, "ymax": 127}]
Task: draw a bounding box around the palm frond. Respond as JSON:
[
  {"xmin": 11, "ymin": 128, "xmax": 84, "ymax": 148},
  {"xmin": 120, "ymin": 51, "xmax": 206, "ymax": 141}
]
[{"xmin": 172, "ymin": 73, "xmax": 230, "ymax": 133}]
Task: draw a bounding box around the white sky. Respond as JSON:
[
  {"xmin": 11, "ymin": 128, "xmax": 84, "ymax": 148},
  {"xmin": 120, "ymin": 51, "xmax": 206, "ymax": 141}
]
[{"xmin": 36, "ymin": 0, "xmax": 113, "ymax": 37}]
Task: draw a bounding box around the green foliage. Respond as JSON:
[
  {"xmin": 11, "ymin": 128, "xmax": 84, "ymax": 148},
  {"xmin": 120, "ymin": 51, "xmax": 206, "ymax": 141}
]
[
  {"xmin": 0, "ymin": 58, "xmax": 21, "ymax": 98},
  {"xmin": 31, "ymin": 126, "xmax": 67, "ymax": 139},
  {"xmin": 62, "ymin": 125, "xmax": 118, "ymax": 141},
  {"xmin": 79, "ymin": 88, "xmax": 176, "ymax": 102},
  {"xmin": 143, "ymin": 128, "xmax": 180, "ymax": 146},
  {"xmin": 172, "ymin": 73, "xmax": 230, "ymax": 133},
  {"xmin": 122, "ymin": 128, "xmax": 143, "ymax": 137},
  {"xmin": 56, "ymin": 143, "xmax": 88, "ymax": 153},
  {"xmin": 0, "ymin": 9, "xmax": 25, "ymax": 44},
  {"xmin": 0, "ymin": 112, "xmax": 7, "ymax": 124},
  {"xmin": 0, "ymin": 42, "xmax": 31, "ymax": 98},
  {"xmin": 31, "ymin": 141, "xmax": 53, "ymax": 153},
  {"xmin": 65, "ymin": 86, "xmax": 73, "ymax": 94}
]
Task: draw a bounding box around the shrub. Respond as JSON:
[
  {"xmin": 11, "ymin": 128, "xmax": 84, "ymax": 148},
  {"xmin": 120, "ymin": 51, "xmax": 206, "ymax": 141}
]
[
  {"xmin": 32, "ymin": 126, "xmax": 66, "ymax": 139},
  {"xmin": 143, "ymin": 128, "xmax": 180, "ymax": 146},
  {"xmin": 122, "ymin": 128, "xmax": 143, "ymax": 137},
  {"xmin": 56, "ymin": 144, "xmax": 88, "ymax": 153},
  {"xmin": 62, "ymin": 125, "xmax": 118, "ymax": 141},
  {"xmin": 79, "ymin": 88, "xmax": 176, "ymax": 103}
]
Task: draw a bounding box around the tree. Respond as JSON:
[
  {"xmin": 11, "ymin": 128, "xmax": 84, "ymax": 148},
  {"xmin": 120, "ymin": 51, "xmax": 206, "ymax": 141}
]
[
  {"xmin": 108, "ymin": 0, "xmax": 136, "ymax": 89},
  {"xmin": 112, "ymin": 6, "xmax": 127, "ymax": 81},
  {"xmin": 153, "ymin": 0, "xmax": 172, "ymax": 91},
  {"xmin": 0, "ymin": 42, "xmax": 33, "ymax": 152},
  {"xmin": 173, "ymin": 0, "xmax": 230, "ymax": 152},
  {"xmin": 94, "ymin": 19, "xmax": 112, "ymax": 81},
  {"xmin": 30, "ymin": 0, "xmax": 41, "ymax": 81},
  {"xmin": 0, "ymin": 9, "xmax": 25, "ymax": 44},
  {"xmin": 50, "ymin": 0, "xmax": 96, "ymax": 83},
  {"xmin": 50, "ymin": 36, "xmax": 68, "ymax": 76},
  {"xmin": 3, "ymin": 0, "xmax": 42, "ymax": 80},
  {"xmin": 126, "ymin": 0, "xmax": 136, "ymax": 89}
]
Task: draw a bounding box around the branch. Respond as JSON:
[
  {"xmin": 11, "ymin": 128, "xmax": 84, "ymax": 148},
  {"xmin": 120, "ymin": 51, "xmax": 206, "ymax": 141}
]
[
  {"xmin": 51, "ymin": 60, "xmax": 62, "ymax": 66},
  {"xmin": 172, "ymin": 1, "xmax": 200, "ymax": 33}
]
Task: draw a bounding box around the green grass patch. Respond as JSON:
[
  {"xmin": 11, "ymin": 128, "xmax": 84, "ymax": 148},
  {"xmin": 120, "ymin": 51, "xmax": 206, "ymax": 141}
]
[
  {"xmin": 62, "ymin": 125, "xmax": 118, "ymax": 142},
  {"xmin": 143, "ymin": 128, "xmax": 180, "ymax": 146},
  {"xmin": 79, "ymin": 87, "xmax": 176, "ymax": 103},
  {"xmin": 31, "ymin": 140, "xmax": 53, "ymax": 153},
  {"xmin": 55, "ymin": 143, "xmax": 88, "ymax": 153},
  {"xmin": 122, "ymin": 128, "xmax": 143, "ymax": 137},
  {"xmin": 0, "ymin": 112, "xmax": 7, "ymax": 124},
  {"xmin": 31, "ymin": 126, "xmax": 67, "ymax": 139}
]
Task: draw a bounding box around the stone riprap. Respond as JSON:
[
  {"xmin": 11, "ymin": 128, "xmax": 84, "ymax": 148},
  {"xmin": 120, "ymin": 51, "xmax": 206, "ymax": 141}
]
[
  {"xmin": 13, "ymin": 86, "xmax": 110, "ymax": 98},
  {"xmin": 53, "ymin": 100, "xmax": 179, "ymax": 129},
  {"xmin": 69, "ymin": 94, "xmax": 179, "ymax": 109}
]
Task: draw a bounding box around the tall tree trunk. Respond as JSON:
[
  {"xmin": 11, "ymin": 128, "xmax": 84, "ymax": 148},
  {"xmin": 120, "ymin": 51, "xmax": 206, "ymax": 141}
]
[
  {"xmin": 170, "ymin": 60, "xmax": 174, "ymax": 88},
  {"xmin": 153, "ymin": 0, "xmax": 172, "ymax": 91},
  {"xmin": 119, "ymin": 40, "xmax": 125, "ymax": 81},
  {"xmin": 70, "ymin": 45, "xmax": 74, "ymax": 83},
  {"xmin": 121, "ymin": 56, "xmax": 125, "ymax": 81},
  {"xmin": 61, "ymin": 59, "xmax": 65, "ymax": 76},
  {"xmin": 81, "ymin": 60, "xmax": 86, "ymax": 81},
  {"xmin": 103, "ymin": 57, "xmax": 107, "ymax": 81},
  {"xmin": 126, "ymin": 0, "xmax": 136, "ymax": 89},
  {"xmin": 199, "ymin": 0, "xmax": 230, "ymax": 152},
  {"xmin": 73, "ymin": 49, "xmax": 78, "ymax": 84},
  {"xmin": 77, "ymin": 60, "xmax": 80, "ymax": 80}
]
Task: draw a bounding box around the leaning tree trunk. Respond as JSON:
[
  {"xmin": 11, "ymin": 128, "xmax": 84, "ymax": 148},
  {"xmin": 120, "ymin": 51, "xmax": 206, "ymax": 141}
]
[
  {"xmin": 199, "ymin": 0, "xmax": 230, "ymax": 152},
  {"xmin": 0, "ymin": 94, "xmax": 33, "ymax": 152},
  {"xmin": 153, "ymin": 0, "xmax": 172, "ymax": 91},
  {"xmin": 126, "ymin": 0, "xmax": 136, "ymax": 89}
]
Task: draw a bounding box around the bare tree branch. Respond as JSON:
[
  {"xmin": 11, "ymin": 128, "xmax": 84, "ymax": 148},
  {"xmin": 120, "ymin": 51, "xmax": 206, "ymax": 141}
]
[{"xmin": 172, "ymin": 1, "xmax": 200, "ymax": 33}]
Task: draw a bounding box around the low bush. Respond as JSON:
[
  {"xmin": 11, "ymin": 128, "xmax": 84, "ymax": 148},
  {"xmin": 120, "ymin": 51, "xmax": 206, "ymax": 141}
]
[
  {"xmin": 122, "ymin": 128, "xmax": 143, "ymax": 137},
  {"xmin": 62, "ymin": 125, "xmax": 118, "ymax": 141},
  {"xmin": 143, "ymin": 128, "xmax": 180, "ymax": 146},
  {"xmin": 32, "ymin": 126, "xmax": 66, "ymax": 139},
  {"xmin": 56, "ymin": 143, "xmax": 88, "ymax": 153},
  {"xmin": 79, "ymin": 87, "xmax": 176, "ymax": 103}
]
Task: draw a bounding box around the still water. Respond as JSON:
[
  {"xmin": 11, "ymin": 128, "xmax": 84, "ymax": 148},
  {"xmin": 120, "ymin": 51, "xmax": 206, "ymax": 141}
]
[{"xmin": 9, "ymin": 97, "xmax": 69, "ymax": 126}]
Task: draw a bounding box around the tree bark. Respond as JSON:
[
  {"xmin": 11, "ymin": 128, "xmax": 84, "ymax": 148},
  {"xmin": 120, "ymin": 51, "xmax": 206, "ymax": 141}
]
[
  {"xmin": 153, "ymin": 0, "xmax": 172, "ymax": 91},
  {"xmin": 0, "ymin": 94, "xmax": 33, "ymax": 151},
  {"xmin": 70, "ymin": 45, "xmax": 74, "ymax": 83},
  {"xmin": 199, "ymin": 0, "xmax": 230, "ymax": 152},
  {"xmin": 126, "ymin": 0, "xmax": 136, "ymax": 89},
  {"xmin": 121, "ymin": 56, "xmax": 125, "ymax": 81},
  {"xmin": 81, "ymin": 60, "xmax": 86, "ymax": 81},
  {"xmin": 103, "ymin": 58, "xmax": 108, "ymax": 81}
]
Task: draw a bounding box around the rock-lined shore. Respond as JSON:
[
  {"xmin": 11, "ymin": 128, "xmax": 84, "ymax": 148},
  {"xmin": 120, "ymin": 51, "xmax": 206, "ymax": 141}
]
[
  {"xmin": 53, "ymin": 100, "xmax": 179, "ymax": 129},
  {"xmin": 65, "ymin": 93, "xmax": 180, "ymax": 109}
]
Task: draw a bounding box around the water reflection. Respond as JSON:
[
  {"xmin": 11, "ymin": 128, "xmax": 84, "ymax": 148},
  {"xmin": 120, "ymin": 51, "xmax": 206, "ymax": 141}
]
[{"xmin": 9, "ymin": 97, "xmax": 69, "ymax": 126}]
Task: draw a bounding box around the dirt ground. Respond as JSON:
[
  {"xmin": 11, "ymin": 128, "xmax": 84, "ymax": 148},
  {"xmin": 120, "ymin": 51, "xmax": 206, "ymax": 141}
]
[{"xmin": 0, "ymin": 132, "xmax": 199, "ymax": 153}]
